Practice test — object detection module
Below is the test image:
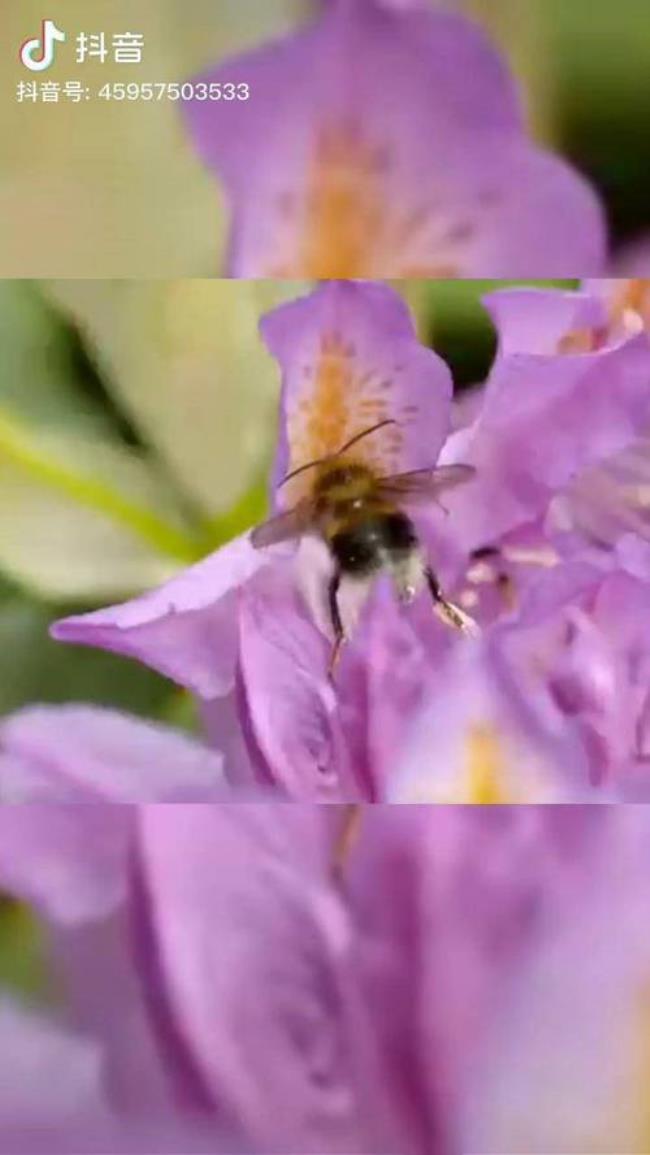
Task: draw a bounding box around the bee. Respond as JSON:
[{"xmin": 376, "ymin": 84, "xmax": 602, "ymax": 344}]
[{"xmin": 251, "ymin": 418, "xmax": 477, "ymax": 672}]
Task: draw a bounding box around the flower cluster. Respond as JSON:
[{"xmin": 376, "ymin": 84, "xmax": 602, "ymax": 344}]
[
  {"xmin": 184, "ymin": 0, "xmax": 605, "ymax": 278},
  {"xmin": 30, "ymin": 277, "xmax": 650, "ymax": 804},
  {"xmin": 2, "ymin": 805, "xmax": 650, "ymax": 1153}
]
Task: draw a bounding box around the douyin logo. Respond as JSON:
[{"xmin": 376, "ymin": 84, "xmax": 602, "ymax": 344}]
[{"xmin": 20, "ymin": 19, "xmax": 66, "ymax": 72}]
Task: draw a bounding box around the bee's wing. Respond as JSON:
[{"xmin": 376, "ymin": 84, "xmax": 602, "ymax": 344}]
[
  {"xmin": 376, "ymin": 463, "xmax": 476, "ymax": 505},
  {"xmin": 250, "ymin": 499, "xmax": 315, "ymax": 549}
]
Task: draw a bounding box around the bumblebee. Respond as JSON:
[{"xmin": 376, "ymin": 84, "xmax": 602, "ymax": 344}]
[{"xmin": 252, "ymin": 418, "xmax": 476, "ymax": 671}]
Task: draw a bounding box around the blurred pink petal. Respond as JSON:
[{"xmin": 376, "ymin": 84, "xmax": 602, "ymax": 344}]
[
  {"xmin": 0, "ymin": 805, "xmax": 131, "ymax": 924},
  {"xmin": 184, "ymin": 1, "xmax": 604, "ymax": 277},
  {"xmin": 463, "ymin": 810, "xmax": 650, "ymax": 1153},
  {"xmin": 0, "ymin": 705, "xmax": 224, "ymax": 802}
]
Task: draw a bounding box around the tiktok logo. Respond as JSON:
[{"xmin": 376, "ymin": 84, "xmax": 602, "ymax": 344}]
[{"xmin": 19, "ymin": 19, "xmax": 66, "ymax": 71}]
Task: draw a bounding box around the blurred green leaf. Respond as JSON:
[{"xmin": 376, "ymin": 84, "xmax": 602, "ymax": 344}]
[
  {"xmin": 43, "ymin": 281, "xmax": 308, "ymax": 523},
  {"xmin": 0, "ymin": 435, "xmax": 195, "ymax": 600},
  {"xmin": 0, "ymin": 283, "xmax": 208, "ymax": 600},
  {"xmin": 0, "ymin": 901, "xmax": 47, "ymax": 997},
  {"xmin": 526, "ymin": 0, "xmax": 650, "ymax": 243},
  {"xmin": 206, "ymin": 476, "xmax": 270, "ymax": 547},
  {"xmin": 0, "ymin": 282, "xmax": 112, "ymax": 434},
  {"xmin": 546, "ymin": 0, "xmax": 650, "ymax": 107}
]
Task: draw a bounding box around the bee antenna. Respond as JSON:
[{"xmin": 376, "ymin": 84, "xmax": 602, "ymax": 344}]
[
  {"xmin": 335, "ymin": 418, "xmax": 398, "ymax": 457},
  {"xmin": 278, "ymin": 418, "xmax": 398, "ymax": 488},
  {"xmin": 278, "ymin": 456, "xmax": 328, "ymax": 488}
]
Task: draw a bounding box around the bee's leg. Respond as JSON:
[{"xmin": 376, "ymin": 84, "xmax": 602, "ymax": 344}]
[
  {"xmin": 328, "ymin": 571, "xmax": 345, "ymax": 677},
  {"xmin": 426, "ymin": 567, "xmax": 479, "ymax": 636}
]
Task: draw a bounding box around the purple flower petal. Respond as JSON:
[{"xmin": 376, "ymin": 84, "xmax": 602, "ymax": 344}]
[
  {"xmin": 183, "ymin": 2, "xmax": 604, "ymax": 277},
  {"xmin": 0, "ymin": 998, "xmax": 247, "ymax": 1153},
  {"xmin": 344, "ymin": 806, "xmax": 608, "ymax": 1147},
  {"xmin": 0, "ymin": 998, "xmax": 107, "ymax": 1127},
  {"xmin": 462, "ymin": 810, "xmax": 650, "ymax": 1153},
  {"xmin": 0, "ymin": 805, "xmax": 131, "ymax": 924},
  {"xmin": 139, "ymin": 804, "xmax": 379, "ymax": 1153},
  {"xmin": 52, "ymin": 909, "xmax": 177, "ymax": 1116},
  {"xmin": 0, "ymin": 705, "xmax": 224, "ymax": 802},
  {"xmin": 482, "ymin": 286, "xmax": 607, "ymax": 356},
  {"xmin": 199, "ymin": 693, "xmax": 259, "ymax": 789},
  {"xmin": 385, "ymin": 136, "xmax": 606, "ymax": 279},
  {"xmin": 238, "ymin": 569, "xmax": 360, "ymax": 799},
  {"xmin": 337, "ymin": 581, "xmax": 442, "ymax": 799},
  {"xmin": 389, "ymin": 634, "xmax": 597, "ymax": 802},
  {"xmin": 583, "ymin": 275, "xmax": 650, "ymax": 343},
  {"xmin": 447, "ymin": 291, "xmax": 650, "ymax": 550},
  {"xmin": 52, "ymin": 534, "xmax": 285, "ymax": 700},
  {"xmin": 260, "ymin": 280, "xmax": 453, "ymax": 496},
  {"xmin": 6, "ymin": 804, "xmax": 650, "ymax": 1151},
  {"xmin": 494, "ymin": 564, "xmax": 650, "ymax": 794}
]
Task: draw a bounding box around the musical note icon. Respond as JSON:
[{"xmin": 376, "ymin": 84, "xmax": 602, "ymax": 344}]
[{"xmin": 20, "ymin": 19, "xmax": 66, "ymax": 72}]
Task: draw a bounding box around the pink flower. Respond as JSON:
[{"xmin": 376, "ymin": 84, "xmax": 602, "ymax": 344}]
[
  {"xmin": 461, "ymin": 810, "xmax": 650, "ymax": 1153},
  {"xmin": 583, "ymin": 276, "xmax": 650, "ymax": 339},
  {"xmin": 51, "ymin": 281, "xmax": 650, "ymax": 800},
  {"xmin": 0, "ymin": 704, "xmax": 226, "ymax": 804},
  {"xmin": 183, "ymin": 0, "xmax": 605, "ymax": 277},
  {"xmin": 3, "ymin": 803, "xmax": 643, "ymax": 1154},
  {"xmin": 443, "ymin": 286, "xmax": 650, "ymax": 555},
  {"xmin": 52, "ymin": 282, "xmax": 461, "ymax": 801},
  {"xmin": 0, "ymin": 1000, "xmax": 238, "ymax": 1153}
]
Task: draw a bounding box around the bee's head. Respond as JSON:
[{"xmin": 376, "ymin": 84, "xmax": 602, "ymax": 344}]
[
  {"xmin": 314, "ymin": 462, "xmax": 370, "ymax": 495},
  {"xmin": 279, "ymin": 419, "xmax": 397, "ymax": 493}
]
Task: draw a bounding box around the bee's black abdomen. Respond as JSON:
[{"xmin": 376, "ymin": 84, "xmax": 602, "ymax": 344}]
[
  {"xmin": 380, "ymin": 512, "xmax": 418, "ymax": 553},
  {"xmin": 330, "ymin": 526, "xmax": 380, "ymax": 575},
  {"xmin": 331, "ymin": 513, "xmax": 417, "ymax": 576}
]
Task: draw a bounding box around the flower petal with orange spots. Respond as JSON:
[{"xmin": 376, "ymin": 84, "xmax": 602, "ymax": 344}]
[{"xmin": 259, "ymin": 281, "xmax": 453, "ymax": 507}]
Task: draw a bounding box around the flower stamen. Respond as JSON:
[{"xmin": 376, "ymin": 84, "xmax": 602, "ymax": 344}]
[{"xmin": 465, "ymin": 724, "xmax": 508, "ymax": 804}]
